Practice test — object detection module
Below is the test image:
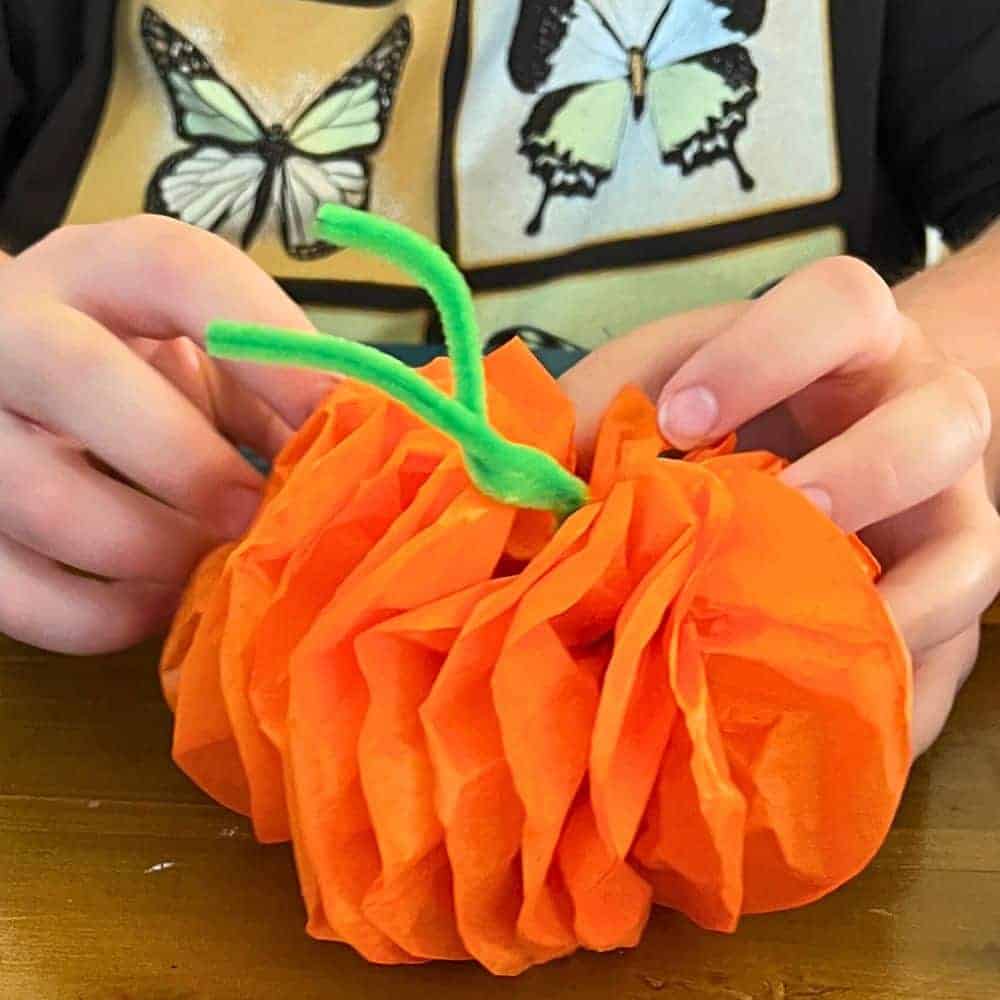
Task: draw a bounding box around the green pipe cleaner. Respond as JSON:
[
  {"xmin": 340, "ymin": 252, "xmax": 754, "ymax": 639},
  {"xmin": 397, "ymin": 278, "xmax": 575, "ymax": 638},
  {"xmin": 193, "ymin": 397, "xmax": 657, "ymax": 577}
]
[{"xmin": 206, "ymin": 204, "xmax": 589, "ymax": 520}]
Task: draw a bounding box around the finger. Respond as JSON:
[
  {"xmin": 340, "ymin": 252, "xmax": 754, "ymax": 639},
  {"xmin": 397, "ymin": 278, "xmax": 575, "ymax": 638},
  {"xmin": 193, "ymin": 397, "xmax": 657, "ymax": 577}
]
[
  {"xmin": 202, "ymin": 355, "xmax": 295, "ymax": 458},
  {"xmin": 911, "ymin": 625, "xmax": 981, "ymax": 758},
  {"xmin": 0, "ymin": 533, "xmax": 180, "ymax": 655},
  {"xmin": 559, "ymin": 301, "xmax": 746, "ymax": 460},
  {"xmin": 0, "ymin": 410, "xmax": 215, "ymax": 583},
  {"xmin": 779, "ymin": 367, "xmax": 991, "ymax": 532},
  {"xmin": 13, "ymin": 216, "xmax": 336, "ymax": 427},
  {"xmin": 876, "ymin": 495, "xmax": 1000, "ymax": 654},
  {"xmin": 129, "ymin": 337, "xmax": 216, "ymax": 418},
  {"xmin": 140, "ymin": 338, "xmax": 293, "ymax": 458},
  {"xmin": 0, "ymin": 301, "xmax": 265, "ymax": 537},
  {"xmin": 656, "ymin": 257, "xmax": 903, "ymax": 448}
]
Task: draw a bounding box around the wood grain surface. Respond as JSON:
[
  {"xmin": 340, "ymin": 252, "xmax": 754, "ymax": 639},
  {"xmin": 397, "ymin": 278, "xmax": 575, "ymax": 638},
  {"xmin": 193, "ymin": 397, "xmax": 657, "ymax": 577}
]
[{"xmin": 2, "ymin": 616, "xmax": 998, "ymax": 1000}]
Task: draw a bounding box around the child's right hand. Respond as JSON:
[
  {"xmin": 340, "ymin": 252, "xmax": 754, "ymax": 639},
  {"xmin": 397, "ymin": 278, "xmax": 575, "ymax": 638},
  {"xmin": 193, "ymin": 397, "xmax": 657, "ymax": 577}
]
[{"xmin": 0, "ymin": 216, "xmax": 336, "ymax": 655}]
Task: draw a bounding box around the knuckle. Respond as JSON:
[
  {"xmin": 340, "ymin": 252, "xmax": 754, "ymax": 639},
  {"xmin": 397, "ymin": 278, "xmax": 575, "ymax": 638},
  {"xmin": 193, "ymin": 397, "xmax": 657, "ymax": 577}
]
[
  {"xmin": 0, "ymin": 294, "xmax": 31, "ymax": 350},
  {"xmin": 109, "ymin": 215, "xmax": 217, "ymax": 295},
  {"xmin": 32, "ymin": 223, "xmax": 86, "ymax": 257},
  {"xmin": 109, "ymin": 215, "xmax": 230, "ymax": 304},
  {"xmin": 812, "ymin": 255, "xmax": 895, "ymax": 314},
  {"xmin": 941, "ymin": 366, "xmax": 991, "ymax": 453},
  {"xmin": 128, "ymin": 214, "xmax": 198, "ymax": 267},
  {"xmin": 809, "ymin": 255, "xmax": 901, "ymax": 355},
  {"xmin": 0, "ymin": 225, "xmax": 84, "ymax": 295},
  {"xmin": 12, "ymin": 225, "xmax": 88, "ymax": 281},
  {"xmin": 132, "ymin": 212, "xmax": 221, "ymax": 258},
  {"xmin": 114, "ymin": 212, "xmax": 188, "ymax": 242}
]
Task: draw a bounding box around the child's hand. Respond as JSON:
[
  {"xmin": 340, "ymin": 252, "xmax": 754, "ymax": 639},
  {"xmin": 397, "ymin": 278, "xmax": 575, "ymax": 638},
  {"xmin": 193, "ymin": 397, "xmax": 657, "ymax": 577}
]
[
  {"xmin": 561, "ymin": 256, "xmax": 1000, "ymax": 757},
  {"xmin": 0, "ymin": 216, "xmax": 335, "ymax": 654}
]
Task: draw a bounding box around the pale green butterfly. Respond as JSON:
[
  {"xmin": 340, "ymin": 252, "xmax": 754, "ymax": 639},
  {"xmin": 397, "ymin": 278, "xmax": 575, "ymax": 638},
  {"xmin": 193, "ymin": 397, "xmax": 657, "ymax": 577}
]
[
  {"xmin": 509, "ymin": 0, "xmax": 766, "ymax": 234},
  {"xmin": 141, "ymin": 6, "xmax": 411, "ymax": 259}
]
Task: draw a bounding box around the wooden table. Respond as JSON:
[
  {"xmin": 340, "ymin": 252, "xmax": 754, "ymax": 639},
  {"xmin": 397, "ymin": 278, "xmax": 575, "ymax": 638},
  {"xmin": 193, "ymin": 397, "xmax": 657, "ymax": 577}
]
[{"xmin": 2, "ymin": 614, "xmax": 998, "ymax": 1000}]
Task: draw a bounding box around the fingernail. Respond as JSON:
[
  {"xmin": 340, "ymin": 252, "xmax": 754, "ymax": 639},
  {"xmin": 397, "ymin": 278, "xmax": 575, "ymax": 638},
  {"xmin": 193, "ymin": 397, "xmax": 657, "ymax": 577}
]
[
  {"xmin": 219, "ymin": 484, "xmax": 262, "ymax": 538},
  {"xmin": 799, "ymin": 485, "xmax": 833, "ymax": 517},
  {"xmin": 659, "ymin": 386, "xmax": 719, "ymax": 443}
]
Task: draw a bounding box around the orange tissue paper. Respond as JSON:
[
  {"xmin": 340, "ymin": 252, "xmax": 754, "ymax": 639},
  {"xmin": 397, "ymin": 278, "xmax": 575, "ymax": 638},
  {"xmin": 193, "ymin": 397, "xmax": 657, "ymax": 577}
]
[{"xmin": 159, "ymin": 205, "xmax": 911, "ymax": 976}]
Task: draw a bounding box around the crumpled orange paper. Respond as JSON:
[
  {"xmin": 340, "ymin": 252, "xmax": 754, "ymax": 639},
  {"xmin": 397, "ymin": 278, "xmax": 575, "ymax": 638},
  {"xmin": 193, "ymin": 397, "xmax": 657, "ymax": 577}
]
[{"xmin": 161, "ymin": 339, "xmax": 911, "ymax": 975}]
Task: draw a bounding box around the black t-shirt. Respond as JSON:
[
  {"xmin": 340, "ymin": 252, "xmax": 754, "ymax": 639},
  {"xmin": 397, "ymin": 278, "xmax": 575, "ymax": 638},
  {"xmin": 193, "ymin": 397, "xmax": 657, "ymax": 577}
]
[{"xmin": 1, "ymin": 1, "xmax": 999, "ymax": 346}]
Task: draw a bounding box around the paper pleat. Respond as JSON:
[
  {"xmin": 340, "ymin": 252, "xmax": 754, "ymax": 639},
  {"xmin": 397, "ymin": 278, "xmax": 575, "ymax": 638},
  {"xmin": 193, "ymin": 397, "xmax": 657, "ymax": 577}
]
[{"xmin": 161, "ymin": 341, "xmax": 911, "ymax": 974}]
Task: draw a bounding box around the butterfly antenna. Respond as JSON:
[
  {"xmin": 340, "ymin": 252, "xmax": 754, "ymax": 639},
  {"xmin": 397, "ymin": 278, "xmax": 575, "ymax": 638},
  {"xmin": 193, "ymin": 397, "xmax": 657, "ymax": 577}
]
[
  {"xmin": 642, "ymin": 0, "xmax": 676, "ymax": 52},
  {"xmin": 584, "ymin": 0, "xmax": 628, "ymax": 52}
]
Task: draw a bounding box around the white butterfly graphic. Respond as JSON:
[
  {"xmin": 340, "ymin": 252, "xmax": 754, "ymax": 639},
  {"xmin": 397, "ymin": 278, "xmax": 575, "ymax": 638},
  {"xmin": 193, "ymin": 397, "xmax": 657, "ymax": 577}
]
[
  {"xmin": 509, "ymin": 0, "xmax": 766, "ymax": 234},
  {"xmin": 141, "ymin": 6, "xmax": 411, "ymax": 259}
]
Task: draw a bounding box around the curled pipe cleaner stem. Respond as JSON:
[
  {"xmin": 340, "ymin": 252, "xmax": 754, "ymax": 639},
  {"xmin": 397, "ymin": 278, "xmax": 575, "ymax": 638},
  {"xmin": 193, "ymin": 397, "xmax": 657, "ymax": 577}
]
[
  {"xmin": 206, "ymin": 206, "xmax": 590, "ymax": 520},
  {"xmin": 315, "ymin": 203, "xmax": 486, "ymax": 418}
]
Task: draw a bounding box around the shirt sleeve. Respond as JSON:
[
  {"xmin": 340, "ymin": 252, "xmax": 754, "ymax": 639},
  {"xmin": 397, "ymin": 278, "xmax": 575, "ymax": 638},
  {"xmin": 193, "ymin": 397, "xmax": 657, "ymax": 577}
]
[{"xmin": 880, "ymin": 0, "xmax": 1000, "ymax": 248}]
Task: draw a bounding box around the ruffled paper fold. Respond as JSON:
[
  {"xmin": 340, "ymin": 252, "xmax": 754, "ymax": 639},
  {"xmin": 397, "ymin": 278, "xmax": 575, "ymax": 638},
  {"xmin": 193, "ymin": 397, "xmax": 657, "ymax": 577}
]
[{"xmin": 161, "ymin": 340, "xmax": 911, "ymax": 975}]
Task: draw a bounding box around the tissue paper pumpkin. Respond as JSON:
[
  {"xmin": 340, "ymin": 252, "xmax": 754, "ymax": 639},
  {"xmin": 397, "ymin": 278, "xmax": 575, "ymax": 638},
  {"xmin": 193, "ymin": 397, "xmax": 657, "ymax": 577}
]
[{"xmin": 160, "ymin": 205, "xmax": 912, "ymax": 975}]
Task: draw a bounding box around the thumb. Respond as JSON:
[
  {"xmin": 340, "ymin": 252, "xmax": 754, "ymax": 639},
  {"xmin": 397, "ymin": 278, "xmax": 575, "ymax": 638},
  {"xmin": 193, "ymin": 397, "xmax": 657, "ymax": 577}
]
[{"xmin": 558, "ymin": 302, "xmax": 746, "ymax": 466}]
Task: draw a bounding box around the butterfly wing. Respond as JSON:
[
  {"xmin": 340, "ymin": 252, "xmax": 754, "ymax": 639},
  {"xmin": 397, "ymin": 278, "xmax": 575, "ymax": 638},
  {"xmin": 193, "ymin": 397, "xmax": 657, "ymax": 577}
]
[
  {"xmin": 648, "ymin": 44, "xmax": 759, "ymax": 190},
  {"xmin": 281, "ymin": 16, "xmax": 411, "ymax": 258},
  {"xmin": 645, "ymin": 0, "xmax": 765, "ymax": 69},
  {"xmin": 147, "ymin": 146, "xmax": 271, "ymax": 246},
  {"xmin": 288, "ymin": 16, "xmax": 410, "ymax": 157},
  {"xmin": 641, "ymin": 0, "xmax": 764, "ymax": 190},
  {"xmin": 509, "ymin": 1, "xmax": 577, "ymax": 93},
  {"xmin": 277, "ymin": 156, "xmax": 369, "ymax": 260},
  {"xmin": 141, "ymin": 7, "xmax": 264, "ymax": 145},
  {"xmin": 510, "ymin": 1, "xmax": 633, "ymax": 95},
  {"xmin": 519, "ymin": 78, "xmax": 631, "ymax": 235},
  {"xmin": 141, "ymin": 7, "xmax": 273, "ymax": 246}
]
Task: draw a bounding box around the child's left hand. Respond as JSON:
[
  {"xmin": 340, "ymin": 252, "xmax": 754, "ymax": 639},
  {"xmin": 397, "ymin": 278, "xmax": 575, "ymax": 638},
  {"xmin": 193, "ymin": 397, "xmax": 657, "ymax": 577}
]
[{"xmin": 561, "ymin": 255, "xmax": 1000, "ymax": 757}]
